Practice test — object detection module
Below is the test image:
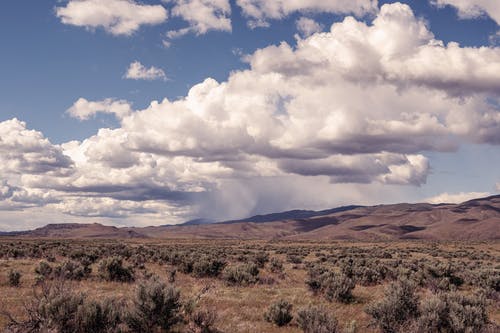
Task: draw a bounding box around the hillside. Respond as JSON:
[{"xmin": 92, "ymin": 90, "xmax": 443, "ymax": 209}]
[
  {"xmin": 5, "ymin": 223, "xmax": 147, "ymax": 239},
  {"xmin": 2, "ymin": 195, "xmax": 499, "ymax": 240}
]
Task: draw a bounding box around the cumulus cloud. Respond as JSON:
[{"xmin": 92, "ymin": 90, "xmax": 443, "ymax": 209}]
[
  {"xmin": 490, "ymin": 30, "xmax": 500, "ymax": 46},
  {"xmin": 296, "ymin": 17, "xmax": 323, "ymax": 37},
  {"xmin": 0, "ymin": 119, "xmax": 73, "ymax": 176},
  {"xmin": 0, "ymin": 181, "xmax": 60, "ymax": 211},
  {"xmin": 236, "ymin": 0, "xmax": 378, "ymax": 27},
  {"xmin": 55, "ymin": 0, "xmax": 168, "ymax": 36},
  {"xmin": 167, "ymin": 0, "xmax": 231, "ymax": 38},
  {"xmin": 3, "ymin": 3, "xmax": 500, "ymax": 225},
  {"xmin": 432, "ymin": 0, "xmax": 500, "ymax": 25},
  {"xmin": 425, "ymin": 191, "xmax": 491, "ymax": 204},
  {"xmin": 250, "ymin": 3, "xmax": 500, "ymax": 96},
  {"xmin": 124, "ymin": 61, "xmax": 167, "ymax": 81},
  {"xmin": 53, "ymin": 197, "xmax": 167, "ymax": 218},
  {"xmin": 66, "ymin": 98, "xmax": 132, "ymax": 120}
]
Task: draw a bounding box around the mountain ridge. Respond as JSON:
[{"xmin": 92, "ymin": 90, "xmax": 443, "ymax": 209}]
[{"xmin": 2, "ymin": 194, "xmax": 499, "ymax": 240}]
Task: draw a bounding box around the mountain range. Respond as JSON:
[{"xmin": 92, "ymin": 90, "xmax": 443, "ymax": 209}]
[{"xmin": 2, "ymin": 194, "xmax": 499, "ymax": 240}]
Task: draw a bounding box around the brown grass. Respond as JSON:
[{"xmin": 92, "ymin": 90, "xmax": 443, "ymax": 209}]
[{"xmin": 0, "ymin": 239, "xmax": 498, "ymax": 332}]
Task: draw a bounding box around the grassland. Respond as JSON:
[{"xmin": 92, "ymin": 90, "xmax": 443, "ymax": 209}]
[{"xmin": 0, "ymin": 239, "xmax": 498, "ymax": 332}]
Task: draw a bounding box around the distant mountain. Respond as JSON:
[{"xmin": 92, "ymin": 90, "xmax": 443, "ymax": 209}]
[
  {"xmin": 178, "ymin": 218, "xmax": 216, "ymax": 226},
  {"xmin": 2, "ymin": 195, "xmax": 499, "ymax": 240},
  {"xmin": 222, "ymin": 205, "xmax": 362, "ymax": 224},
  {"xmin": 0, "ymin": 223, "xmax": 147, "ymax": 239}
]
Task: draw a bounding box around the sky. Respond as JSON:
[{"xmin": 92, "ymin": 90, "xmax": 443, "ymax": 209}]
[{"xmin": 0, "ymin": 0, "xmax": 500, "ymax": 231}]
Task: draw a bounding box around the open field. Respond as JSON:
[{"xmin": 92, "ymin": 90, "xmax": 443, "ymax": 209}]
[{"xmin": 0, "ymin": 239, "xmax": 499, "ymax": 333}]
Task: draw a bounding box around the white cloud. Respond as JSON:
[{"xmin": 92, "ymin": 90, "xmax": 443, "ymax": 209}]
[
  {"xmin": 0, "ymin": 119, "xmax": 73, "ymax": 176},
  {"xmin": 236, "ymin": 0, "xmax": 378, "ymax": 27},
  {"xmin": 425, "ymin": 191, "xmax": 491, "ymax": 204},
  {"xmin": 250, "ymin": 3, "xmax": 500, "ymax": 97},
  {"xmin": 167, "ymin": 0, "xmax": 231, "ymax": 38},
  {"xmin": 55, "ymin": 0, "xmax": 168, "ymax": 36},
  {"xmin": 490, "ymin": 30, "xmax": 500, "ymax": 46},
  {"xmin": 3, "ymin": 3, "xmax": 500, "ymax": 226},
  {"xmin": 66, "ymin": 97, "xmax": 132, "ymax": 120},
  {"xmin": 124, "ymin": 61, "xmax": 167, "ymax": 81},
  {"xmin": 432, "ymin": 0, "xmax": 500, "ymax": 25},
  {"xmin": 496, "ymin": 182, "xmax": 500, "ymax": 191},
  {"xmin": 296, "ymin": 17, "xmax": 323, "ymax": 37}
]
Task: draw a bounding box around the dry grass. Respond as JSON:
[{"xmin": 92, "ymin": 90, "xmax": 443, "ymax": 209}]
[{"xmin": 0, "ymin": 239, "xmax": 498, "ymax": 332}]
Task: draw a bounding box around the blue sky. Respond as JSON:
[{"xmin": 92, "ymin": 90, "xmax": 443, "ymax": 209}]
[{"xmin": 0, "ymin": 0, "xmax": 499, "ymax": 230}]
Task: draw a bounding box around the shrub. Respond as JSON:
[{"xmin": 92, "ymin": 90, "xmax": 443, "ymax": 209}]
[
  {"xmin": 74, "ymin": 298, "xmax": 125, "ymax": 333},
  {"xmin": 98, "ymin": 257, "xmax": 134, "ymax": 282},
  {"xmin": 322, "ymin": 272, "xmax": 355, "ymax": 303},
  {"xmin": 189, "ymin": 308, "xmax": 217, "ymax": 333},
  {"xmin": 179, "ymin": 257, "xmax": 194, "ymax": 274},
  {"xmin": 5, "ymin": 282, "xmax": 124, "ymax": 333},
  {"xmin": 417, "ymin": 291, "xmax": 489, "ymax": 333},
  {"xmin": 55, "ymin": 260, "xmax": 91, "ymax": 280},
  {"xmin": 424, "ymin": 262, "xmax": 464, "ymax": 291},
  {"xmin": 365, "ymin": 278, "xmax": 419, "ymax": 333},
  {"xmin": 474, "ymin": 269, "xmax": 500, "ymax": 297},
  {"xmin": 416, "ymin": 294, "xmax": 448, "ymax": 332},
  {"xmin": 8, "ymin": 270, "xmax": 21, "ymax": 287},
  {"xmin": 254, "ymin": 251, "xmax": 269, "ymax": 268},
  {"xmin": 168, "ymin": 268, "xmax": 176, "ymax": 283},
  {"xmin": 193, "ymin": 257, "xmax": 226, "ymax": 277},
  {"xmin": 305, "ymin": 265, "xmax": 328, "ymax": 294},
  {"xmin": 222, "ymin": 263, "xmax": 259, "ymax": 286},
  {"xmin": 269, "ymin": 257, "xmax": 284, "ymax": 274},
  {"xmin": 36, "ymin": 283, "xmax": 85, "ymax": 333},
  {"xmin": 35, "ymin": 260, "xmax": 53, "ymax": 278},
  {"xmin": 126, "ymin": 278, "xmax": 182, "ymax": 332},
  {"xmin": 297, "ymin": 305, "xmax": 338, "ymax": 333},
  {"xmin": 264, "ymin": 299, "xmax": 293, "ymax": 327},
  {"xmin": 287, "ymin": 254, "xmax": 303, "ymax": 264}
]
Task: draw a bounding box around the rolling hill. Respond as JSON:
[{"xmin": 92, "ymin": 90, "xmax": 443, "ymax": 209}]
[{"xmin": 2, "ymin": 195, "xmax": 499, "ymax": 240}]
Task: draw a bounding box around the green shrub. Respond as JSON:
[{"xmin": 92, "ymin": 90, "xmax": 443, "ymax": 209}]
[
  {"xmin": 287, "ymin": 254, "xmax": 303, "ymax": 264},
  {"xmin": 322, "ymin": 272, "xmax": 355, "ymax": 303},
  {"xmin": 74, "ymin": 298, "xmax": 125, "ymax": 333},
  {"xmin": 416, "ymin": 294, "xmax": 448, "ymax": 332},
  {"xmin": 193, "ymin": 256, "xmax": 226, "ymax": 277},
  {"xmin": 126, "ymin": 278, "xmax": 182, "ymax": 332},
  {"xmin": 365, "ymin": 278, "xmax": 419, "ymax": 333},
  {"xmin": 222, "ymin": 263, "xmax": 259, "ymax": 286},
  {"xmin": 297, "ymin": 305, "xmax": 338, "ymax": 333},
  {"xmin": 8, "ymin": 270, "xmax": 21, "ymax": 287},
  {"xmin": 179, "ymin": 257, "xmax": 194, "ymax": 274},
  {"xmin": 269, "ymin": 257, "xmax": 284, "ymax": 274},
  {"xmin": 189, "ymin": 308, "xmax": 217, "ymax": 333},
  {"xmin": 98, "ymin": 257, "xmax": 134, "ymax": 282},
  {"xmin": 37, "ymin": 284, "xmax": 85, "ymax": 333},
  {"xmin": 305, "ymin": 265, "xmax": 328, "ymax": 294},
  {"xmin": 254, "ymin": 251, "xmax": 269, "ymax": 268},
  {"xmin": 167, "ymin": 268, "xmax": 176, "ymax": 283},
  {"xmin": 35, "ymin": 260, "xmax": 53, "ymax": 278},
  {"xmin": 417, "ymin": 291, "xmax": 489, "ymax": 333},
  {"xmin": 55, "ymin": 260, "xmax": 91, "ymax": 280},
  {"xmin": 264, "ymin": 299, "xmax": 293, "ymax": 327}
]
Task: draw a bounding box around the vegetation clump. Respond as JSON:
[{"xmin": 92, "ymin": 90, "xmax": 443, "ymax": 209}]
[
  {"xmin": 8, "ymin": 270, "xmax": 21, "ymax": 287},
  {"xmin": 416, "ymin": 291, "xmax": 489, "ymax": 333},
  {"xmin": 97, "ymin": 256, "xmax": 135, "ymax": 282},
  {"xmin": 127, "ymin": 278, "xmax": 182, "ymax": 333},
  {"xmin": 264, "ymin": 299, "xmax": 293, "ymax": 327},
  {"xmin": 222, "ymin": 263, "xmax": 259, "ymax": 286},
  {"xmin": 297, "ymin": 305, "xmax": 339, "ymax": 333},
  {"xmin": 192, "ymin": 256, "xmax": 226, "ymax": 278},
  {"xmin": 365, "ymin": 278, "xmax": 419, "ymax": 333}
]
